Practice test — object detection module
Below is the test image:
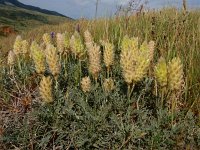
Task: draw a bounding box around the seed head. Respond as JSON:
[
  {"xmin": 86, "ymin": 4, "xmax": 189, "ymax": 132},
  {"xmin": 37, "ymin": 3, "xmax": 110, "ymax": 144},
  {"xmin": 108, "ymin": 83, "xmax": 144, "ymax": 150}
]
[
  {"xmin": 140, "ymin": 41, "xmax": 148, "ymax": 52},
  {"xmin": 168, "ymin": 57, "xmax": 184, "ymax": 91},
  {"xmin": 39, "ymin": 76, "xmax": 53, "ymax": 103},
  {"xmin": 120, "ymin": 36, "xmax": 138, "ymax": 84},
  {"xmin": 30, "ymin": 41, "xmax": 46, "ymax": 74},
  {"xmin": 102, "ymin": 41, "xmax": 115, "ymax": 69},
  {"xmin": 148, "ymin": 41, "xmax": 155, "ymax": 61},
  {"xmin": 70, "ymin": 31, "xmax": 85, "ymax": 59},
  {"xmin": 21, "ymin": 40, "xmax": 29, "ymax": 54},
  {"xmin": 120, "ymin": 49, "xmax": 135, "ymax": 84},
  {"xmin": 121, "ymin": 37, "xmax": 151, "ymax": 84},
  {"xmin": 45, "ymin": 44, "xmax": 61, "ymax": 77},
  {"xmin": 63, "ymin": 32, "xmax": 70, "ymax": 53},
  {"xmin": 140, "ymin": 40, "xmax": 155, "ymax": 62},
  {"xmin": 56, "ymin": 33, "xmax": 65, "ymax": 53},
  {"xmin": 7, "ymin": 50, "xmax": 15, "ymax": 66},
  {"xmin": 88, "ymin": 44, "xmax": 101, "ymax": 80},
  {"xmin": 81, "ymin": 76, "xmax": 91, "ymax": 93},
  {"xmin": 43, "ymin": 33, "xmax": 52, "ymax": 46},
  {"xmin": 84, "ymin": 30, "xmax": 94, "ymax": 50},
  {"xmin": 13, "ymin": 35, "xmax": 22, "ymax": 55},
  {"xmin": 103, "ymin": 78, "xmax": 115, "ymax": 92},
  {"xmin": 133, "ymin": 52, "xmax": 150, "ymax": 82},
  {"xmin": 154, "ymin": 57, "xmax": 168, "ymax": 87},
  {"xmin": 121, "ymin": 35, "xmax": 138, "ymax": 53}
]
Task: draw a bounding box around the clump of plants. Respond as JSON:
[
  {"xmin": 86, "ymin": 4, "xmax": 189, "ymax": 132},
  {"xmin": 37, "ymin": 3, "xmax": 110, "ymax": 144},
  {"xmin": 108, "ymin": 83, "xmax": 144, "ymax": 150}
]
[{"xmin": 0, "ymin": 28, "xmax": 199, "ymax": 150}]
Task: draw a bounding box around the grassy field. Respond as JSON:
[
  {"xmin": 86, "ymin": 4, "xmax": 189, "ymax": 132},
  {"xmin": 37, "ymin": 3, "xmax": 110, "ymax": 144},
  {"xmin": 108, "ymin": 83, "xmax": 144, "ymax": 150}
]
[
  {"xmin": 0, "ymin": 4, "xmax": 71, "ymax": 31},
  {"xmin": 0, "ymin": 8, "xmax": 200, "ymax": 149}
]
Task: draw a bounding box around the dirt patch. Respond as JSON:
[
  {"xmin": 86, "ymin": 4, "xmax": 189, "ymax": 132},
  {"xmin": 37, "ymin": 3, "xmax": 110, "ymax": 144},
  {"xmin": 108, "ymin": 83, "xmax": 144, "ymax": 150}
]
[{"xmin": 0, "ymin": 26, "xmax": 17, "ymax": 36}]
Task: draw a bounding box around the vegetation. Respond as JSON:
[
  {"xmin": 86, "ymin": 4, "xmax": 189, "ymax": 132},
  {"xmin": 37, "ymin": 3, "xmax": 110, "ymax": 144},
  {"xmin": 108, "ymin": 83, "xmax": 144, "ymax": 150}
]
[
  {"xmin": 0, "ymin": 8, "xmax": 200, "ymax": 149},
  {"xmin": 0, "ymin": 4, "xmax": 71, "ymax": 31},
  {"xmin": 0, "ymin": 1, "xmax": 72, "ymax": 40},
  {"xmin": 0, "ymin": 3, "xmax": 72, "ymax": 59}
]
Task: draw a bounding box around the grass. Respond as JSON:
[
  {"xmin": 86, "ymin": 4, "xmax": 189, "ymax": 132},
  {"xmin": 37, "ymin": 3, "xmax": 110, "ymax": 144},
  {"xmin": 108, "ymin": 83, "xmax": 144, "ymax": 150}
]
[
  {"xmin": 0, "ymin": 4, "xmax": 71, "ymax": 31},
  {"xmin": 0, "ymin": 8, "xmax": 200, "ymax": 149}
]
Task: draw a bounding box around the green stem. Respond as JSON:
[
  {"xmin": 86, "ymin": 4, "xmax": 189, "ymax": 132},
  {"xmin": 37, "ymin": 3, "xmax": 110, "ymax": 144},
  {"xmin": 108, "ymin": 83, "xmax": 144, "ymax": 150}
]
[
  {"xmin": 17, "ymin": 57, "xmax": 22, "ymax": 74},
  {"xmin": 171, "ymin": 93, "xmax": 176, "ymax": 127},
  {"xmin": 107, "ymin": 67, "xmax": 110, "ymax": 78},
  {"xmin": 130, "ymin": 83, "xmax": 135, "ymax": 98},
  {"xmin": 9, "ymin": 66, "xmax": 14, "ymax": 75},
  {"xmin": 137, "ymin": 92, "xmax": 143, "ymax": 110},
  {"xmin": 64, "ymin": 55, "xmax": 68, "ymax": 78},
  {"xmin": 86, "ymin": 94, "xmax": 88, "ymax": 103},
  {"xmin": 95, "ymin": 76, "xmax": 98, "ymax": 85},
  {"xmin": 55, "ymin": 78, "xmax": 59, "ymax": 91},
  {"xmin": 128, "ymin": 83, "xmax": 135, "ymax": 101},
  {"xmin": 79, "ymin": 60, "xmax": 82, "ymax": 83},
  {"xmin": 161, "ymin": 88, "xmax": 164, "ymax": 108},
  {"xmin": 127, "ymin": 84, "xmax": 131, "ymax": 101},
  {"xmin": 171, "ymin": 101, "xmax": 174, "ymax": 127}
]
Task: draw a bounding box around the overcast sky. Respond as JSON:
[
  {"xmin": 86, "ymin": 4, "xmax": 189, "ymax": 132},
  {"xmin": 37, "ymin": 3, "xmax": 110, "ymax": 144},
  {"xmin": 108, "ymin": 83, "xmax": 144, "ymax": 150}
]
[{"xmin": 18, "ymin": 0, "xmax": 200, "ymax": 19}]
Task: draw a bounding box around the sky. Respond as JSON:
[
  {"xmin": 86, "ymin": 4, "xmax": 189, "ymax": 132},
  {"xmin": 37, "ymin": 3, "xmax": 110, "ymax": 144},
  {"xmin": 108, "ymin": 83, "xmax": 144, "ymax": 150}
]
[{"xmin": 18, "ymin": 0, "xmax": 200, "ymax": 19}]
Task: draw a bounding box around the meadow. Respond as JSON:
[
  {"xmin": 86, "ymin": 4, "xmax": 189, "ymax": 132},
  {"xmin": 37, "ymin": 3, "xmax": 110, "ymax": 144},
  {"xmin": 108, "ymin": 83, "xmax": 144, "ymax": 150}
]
[{"xmin": 0, "ymin": 8, "xmax": 200, "ymax": 149}]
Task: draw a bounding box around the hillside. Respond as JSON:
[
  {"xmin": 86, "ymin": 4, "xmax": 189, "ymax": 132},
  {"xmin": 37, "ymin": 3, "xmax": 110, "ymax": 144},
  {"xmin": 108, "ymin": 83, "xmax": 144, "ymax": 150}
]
[
  {"xmin": 0, "ymin": 0, "xmax": 73, "ymax": 35},
  {"xmin": 0, "ymin": 0, "xmax": 68, "ymax": 17}
]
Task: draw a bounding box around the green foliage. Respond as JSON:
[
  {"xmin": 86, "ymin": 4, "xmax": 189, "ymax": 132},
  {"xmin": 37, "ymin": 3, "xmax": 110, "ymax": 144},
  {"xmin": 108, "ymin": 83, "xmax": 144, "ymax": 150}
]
[{"xmin": 2, "ymin": 89, "xmax": 200, "ymax": 149}]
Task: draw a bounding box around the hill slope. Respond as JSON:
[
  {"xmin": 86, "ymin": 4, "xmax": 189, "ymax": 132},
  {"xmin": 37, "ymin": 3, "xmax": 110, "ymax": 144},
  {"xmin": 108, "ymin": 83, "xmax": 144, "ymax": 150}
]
[
  {"xmin": 0, "ymin": 0, "xmax": 68, "ymax": 17},
  {"xmin": 0, "ymin": 0, "xmax": 73, "ymax": 33}
]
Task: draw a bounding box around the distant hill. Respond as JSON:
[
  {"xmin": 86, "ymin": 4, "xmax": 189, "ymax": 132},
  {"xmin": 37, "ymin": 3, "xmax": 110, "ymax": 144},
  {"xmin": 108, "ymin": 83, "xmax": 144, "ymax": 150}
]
[
  {"xmin": 0, "ymin": 0, "xmax": 69, "ymax": 17},
  {"xmin": 0, "ymin": 0, "xmax": 73, "ymax": 35}
]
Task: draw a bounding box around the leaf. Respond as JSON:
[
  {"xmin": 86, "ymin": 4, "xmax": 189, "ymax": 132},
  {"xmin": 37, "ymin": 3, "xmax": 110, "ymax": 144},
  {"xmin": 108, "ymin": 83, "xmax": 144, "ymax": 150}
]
[{"xmin": 39, "ymin": 134, "xmax": 52, "ymax": 148}]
